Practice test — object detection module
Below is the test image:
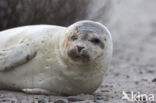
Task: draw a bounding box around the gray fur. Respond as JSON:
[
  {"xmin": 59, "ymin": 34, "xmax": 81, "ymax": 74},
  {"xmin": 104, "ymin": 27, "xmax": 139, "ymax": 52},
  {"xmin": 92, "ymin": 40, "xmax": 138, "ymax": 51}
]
[{"xmin": 75, "ymin": 20, "xmax": 109, "ymax": 35}]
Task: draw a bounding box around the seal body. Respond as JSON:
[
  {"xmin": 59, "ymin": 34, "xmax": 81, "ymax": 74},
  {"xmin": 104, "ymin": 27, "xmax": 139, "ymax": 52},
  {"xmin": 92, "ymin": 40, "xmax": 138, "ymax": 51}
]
[{"xmin": 0, "ymin": 20, "xmax": 112, "ymax": 95}]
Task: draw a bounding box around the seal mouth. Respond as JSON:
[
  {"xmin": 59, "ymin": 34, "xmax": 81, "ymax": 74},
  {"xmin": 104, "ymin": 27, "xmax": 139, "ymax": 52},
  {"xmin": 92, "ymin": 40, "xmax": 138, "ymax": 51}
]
[{"xmin": 67, "ymin": 49, "xmax": 90, "ymax": 62}]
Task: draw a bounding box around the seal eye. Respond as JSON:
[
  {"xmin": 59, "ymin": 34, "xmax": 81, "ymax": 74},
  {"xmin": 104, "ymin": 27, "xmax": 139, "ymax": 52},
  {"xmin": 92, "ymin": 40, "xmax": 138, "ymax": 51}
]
[
  {"xmin": 90, "ymin": 38, "xmax": 100, "ymax": 44},
  {"xmin": 71, "ymin": 35, "xmax": 78, "ymax": 41}
]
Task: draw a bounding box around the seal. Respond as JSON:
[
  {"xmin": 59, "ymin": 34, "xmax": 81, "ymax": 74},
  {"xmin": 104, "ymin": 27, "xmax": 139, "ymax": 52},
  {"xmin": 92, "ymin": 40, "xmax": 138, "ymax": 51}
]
[{"xmin": 0, "ymin": 20, "xmax": 113, "ymax": 95}]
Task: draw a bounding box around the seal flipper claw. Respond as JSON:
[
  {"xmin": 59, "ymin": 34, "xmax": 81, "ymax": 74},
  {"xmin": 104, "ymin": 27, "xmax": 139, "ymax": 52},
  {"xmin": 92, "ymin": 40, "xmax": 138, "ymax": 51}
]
[{"xmin": 0, "ymin": 42, "xmax": 37, "ymax": 72}]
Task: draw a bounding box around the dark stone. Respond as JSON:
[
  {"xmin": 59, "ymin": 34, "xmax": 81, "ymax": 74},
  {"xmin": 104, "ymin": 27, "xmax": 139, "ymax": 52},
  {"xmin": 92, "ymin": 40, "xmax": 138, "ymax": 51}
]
[
  {"xmin": 67, "ymin": 95, "xmax": 84, "ymax": 102},
  {"xmin": 54, "ymin": 99, "xmax": 68, "ymax": 103},
  {"xmin": 152, "ymin": 78, "xmax": 156, "ymax": 82},
  {"xmin": 38, "ymin": 99, "xmax": 47, "ymax": 103}
]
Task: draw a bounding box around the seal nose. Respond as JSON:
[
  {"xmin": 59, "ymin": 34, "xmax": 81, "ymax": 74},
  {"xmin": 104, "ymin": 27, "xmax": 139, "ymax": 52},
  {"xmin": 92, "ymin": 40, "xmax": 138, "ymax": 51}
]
[{"xmin": 77, "ymin": 45, "xmax": 85, "ymax": 53}]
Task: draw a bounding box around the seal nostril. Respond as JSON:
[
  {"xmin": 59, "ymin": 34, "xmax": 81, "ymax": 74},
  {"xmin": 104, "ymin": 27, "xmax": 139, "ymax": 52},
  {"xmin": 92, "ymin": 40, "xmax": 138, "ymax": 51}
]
[{"xmin": 77, "ymin": 46, "xmax": 85, "ymax": 53}]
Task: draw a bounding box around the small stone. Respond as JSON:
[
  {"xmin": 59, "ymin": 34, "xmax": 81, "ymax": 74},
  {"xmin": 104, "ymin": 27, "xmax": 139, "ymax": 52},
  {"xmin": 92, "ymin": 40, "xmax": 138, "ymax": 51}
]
[
  {"xmin": 147, "ymin": 70, "xmax": 154, "ymax": 73},
  {"xmin": 139, "ymin": 71, "xmax": 143, "ymax": 74},
  {"xmin": 67, "ymin": 95, "xmax": 84, "ymax": 102},
  {"xmin": 94, "ymin": 100, "xmax": 104, "ymax": 103},
  {"xmin": 101, "ymin": 90, "xmax": 109, "ymax": 92},
  {"xmin": 126, "ymin": 75, "xmax": 130, "ymax": 78},
  {"xmin": 11, "ymin": 100, "xmax": 16, "ymax": 103},
  {"xmin": 0, "ymin": 95, "xmax": 5, "ymax": 98},
  {"xmin": 152, "ymin": 78, "xmax": 156, "ymax": 82},
  {"xmin": 134, "ymin": 81, "xmax": 139, "ymax": 85},
  {"xmin": 141, "ymin": 79, "xmax": 148, "ymax": 82},
  {"xmin": 38, "ymin": 99, "xmax": 47, "ymax": 103},
  {"xmin": 54, "ymin": 99, "xmax": 67, "ymax": 103},
  {"xmin": 114, "ymin": 73, "xmax": 120, "ymax": 76}
]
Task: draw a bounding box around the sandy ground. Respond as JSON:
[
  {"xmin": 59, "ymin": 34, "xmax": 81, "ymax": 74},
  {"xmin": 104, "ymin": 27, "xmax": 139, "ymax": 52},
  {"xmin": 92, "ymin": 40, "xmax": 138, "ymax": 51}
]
[{"xmin": 1, "ymin": 0, "xmax": 156, "ymax": 103}]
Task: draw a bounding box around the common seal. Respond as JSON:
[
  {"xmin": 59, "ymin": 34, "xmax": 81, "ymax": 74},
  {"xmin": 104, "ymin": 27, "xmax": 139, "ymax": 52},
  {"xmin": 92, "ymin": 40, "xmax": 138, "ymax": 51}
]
[{"xmin": 0, "ymin": 20, "xmax": 113, "ymax": 95}]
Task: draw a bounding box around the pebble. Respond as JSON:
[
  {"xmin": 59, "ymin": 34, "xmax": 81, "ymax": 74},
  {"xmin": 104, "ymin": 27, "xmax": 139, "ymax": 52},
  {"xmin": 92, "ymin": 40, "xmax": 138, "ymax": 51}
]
[
  {"xmin": 101, "ymin": 90, "xmax": 110, "ymax": 92},
  {"xmin": 38, "ymin": 99, "xmax": 47, "ymax": 103},
  {"xmin": 94, "ymin": 100, "xmax": 104, "ymax": 103},
  {"xmin": 67, "ymin": 95, "xmax": 84, "ymax": 102},
  {"xmin": 152, "ymin": 78, "xmax": 156, "ymax": 82},
  {"xmin": 54, "ymin": 99, "xmax": 68, "ymax": 103}
]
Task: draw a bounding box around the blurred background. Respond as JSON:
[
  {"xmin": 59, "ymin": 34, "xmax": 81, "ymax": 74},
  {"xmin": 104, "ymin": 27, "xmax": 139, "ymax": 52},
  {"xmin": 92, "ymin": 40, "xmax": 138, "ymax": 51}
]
[
  {"xmin": 0, "ymin": 0, "xmax": 156, "ymax": 102},
  {"xmin": 0, "ymin": 0, "xmax": 112, "ymax": 30}
]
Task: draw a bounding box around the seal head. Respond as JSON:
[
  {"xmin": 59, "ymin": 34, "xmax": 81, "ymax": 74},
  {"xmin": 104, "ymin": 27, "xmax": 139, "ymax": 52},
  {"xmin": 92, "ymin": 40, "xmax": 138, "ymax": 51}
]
[{"xmin": 63, "ymin": 20, "xmax": 111, "ymax": 64}]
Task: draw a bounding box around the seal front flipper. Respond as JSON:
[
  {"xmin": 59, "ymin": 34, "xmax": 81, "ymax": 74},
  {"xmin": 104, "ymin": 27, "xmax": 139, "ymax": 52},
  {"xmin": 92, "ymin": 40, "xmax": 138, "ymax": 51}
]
[
  {"xmin": 22, "ymin": 88, "xmax": 54, "ymax": 95},
  {"xmin": 0, "ymin": 42, "xmax": 37, "ymax": 72}
]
